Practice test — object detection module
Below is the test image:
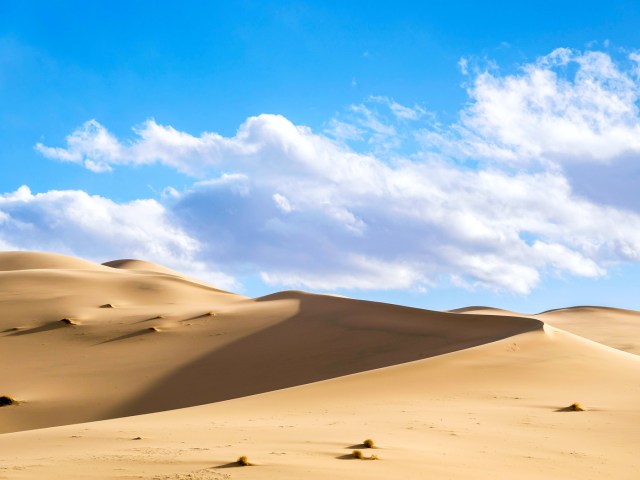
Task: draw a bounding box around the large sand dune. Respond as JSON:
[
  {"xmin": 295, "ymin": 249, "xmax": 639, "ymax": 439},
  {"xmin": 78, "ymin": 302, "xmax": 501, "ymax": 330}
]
[{"xmin": 0, "ymin": 251, "xmax": 638, "ymax": 479}]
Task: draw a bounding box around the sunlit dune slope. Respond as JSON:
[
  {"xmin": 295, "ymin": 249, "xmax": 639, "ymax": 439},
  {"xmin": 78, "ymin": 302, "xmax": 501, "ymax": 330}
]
[
  {"xmin": 453, "ymin": 304, "xmax": 640, "ymax": 355},
  {"xmin": 0, "ymin": 326, "xmax": 638, "ymax": 479}
]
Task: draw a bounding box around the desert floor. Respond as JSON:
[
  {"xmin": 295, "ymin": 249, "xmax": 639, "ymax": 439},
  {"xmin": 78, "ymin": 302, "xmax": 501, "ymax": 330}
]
[{"xmin": 1, "ymin": 252, "xmax": 638, "ymax": 479}]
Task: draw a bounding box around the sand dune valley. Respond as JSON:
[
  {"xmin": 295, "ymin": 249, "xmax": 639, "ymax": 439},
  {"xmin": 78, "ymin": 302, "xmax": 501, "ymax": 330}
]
[{"xmin": 0, "ymin": 251, "xmax": 639, "ymax": 480}]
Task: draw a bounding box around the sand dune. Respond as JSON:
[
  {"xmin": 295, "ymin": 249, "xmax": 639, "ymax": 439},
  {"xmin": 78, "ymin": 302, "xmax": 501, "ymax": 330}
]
[
  {"xmin": 0, "ymin": 252, "xmax": 540, "ymax": 432},
  {"xmin": 537, "ymin": 306, "xmax": 640, "ymax": 355},
  {"xmin": 454, "ymin": 304, "xmax": 640, "ymax": 354},
  {"xmin": 0, "ymin": 252, "xmax": 639, "ymax": 479},
  {"xmin": 1, "ymin": 326, "xmax": 638, "ymax": 479}
]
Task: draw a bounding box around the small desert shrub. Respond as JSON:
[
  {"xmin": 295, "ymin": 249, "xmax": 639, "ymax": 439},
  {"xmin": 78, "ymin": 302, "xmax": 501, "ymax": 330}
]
[
  {"xmin": 147, "ymin": 327, "xmax": 159, "ymax": 332},
  {"xmin": 369, "ymin": 454, "xmax": 379, "ymax": 460},
  {"xmin": 569, "ymin": 402, "xmax": 584, "ymax": 411},
  {"xmin": 60, "ymin": 318, "xmax": 76, "ymax": 325},
  {"xmin": 0, "ymin": 395, "xmax": 16, "ymax": 407},
  {"xmin": 352, "ymin": 450, "xmax": 364, "ymax": 459},
  {"xmin": 205, "ymin": 311, "xmax": 216, "ymax": 316},
  {"xmin": 237, "ymin": 455, "xmax": 251, "ymax": 466},
  {"xmin": 363, "ymin": 438, "xmax": 375, "ymax": 448},
  {"xmin": 99, "ymin": 303, "xmax": 114, "ymax": 308}
]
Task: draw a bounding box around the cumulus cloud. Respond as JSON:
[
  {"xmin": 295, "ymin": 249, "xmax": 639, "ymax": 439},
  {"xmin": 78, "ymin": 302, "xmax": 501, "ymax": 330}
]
[
  {"xmin": 422, "ymin": 48, "xmax": 640, "ymax": 166},
  {"xmin": 28, "ymin": 48, "xmax": 640, "ymax": 294},
  {"xmin": 0, "ymin": 186, "xmax": 236, "ymax": 289}
]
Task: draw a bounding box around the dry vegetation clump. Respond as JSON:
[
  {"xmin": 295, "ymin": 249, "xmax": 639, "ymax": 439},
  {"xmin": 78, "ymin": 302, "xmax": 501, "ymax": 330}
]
[
  {"xmin": 205, "ymin": 311, "xmax": 216, "ymax": 317},
  {"xmin": 147, "ymin": 327, "xmax": 160, "ymax": 332},
  {"xmin": 60, "ymin": 318, "xmax": 76, "ymax": 325},
  {"xmin": 0, "ymin": 395, "xmax": 17, "ymax": 407},
  {"xmin": 99, "ymin": 303, "xmax": 114, "ymax": 308},
  {"xmin": 363, "ymin": 438, "xmax": 375, "ymax": 448},
  {"xmin": 569, "ymin": 402, "xmax": 585, "ymax": 411},
  {"xmin": 237, "ymin": 455, "xmax": 251, "ymax": 466},
  {"xmin": 352, "ymin": 449, "xmax": 379, "ymax": 460}
]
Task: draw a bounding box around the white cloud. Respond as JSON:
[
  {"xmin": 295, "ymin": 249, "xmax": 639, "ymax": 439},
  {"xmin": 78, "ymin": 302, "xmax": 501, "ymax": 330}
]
[
  {"xmin": 369, "ymin": 96, "xmax": 427, "ymax": 121},
  {"xmin": 424, "ymin": 48, "xmax": 640, "ymax": 166},
  {"xmin": 261, "ymin": 255, "xmax": 426, "ymax": 291},
  {"xmin": 29, "ymin": 48, "xmax": 640, "ymax": 295},
  {"xmin": 272, "ymin": 193, "xmax": 292, "ymax": 213},
  {"xmin": 458, "ymin": 57, "xmax": 469, "ymax": 75},
  {"xmin": 0, "ymin": 186, "xmax": 236, "ymax": 290}
]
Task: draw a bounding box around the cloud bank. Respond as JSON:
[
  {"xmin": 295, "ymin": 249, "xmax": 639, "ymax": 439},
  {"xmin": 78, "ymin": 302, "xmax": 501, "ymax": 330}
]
[{"xmin": 11, "ymin": 48, "xmax": 640, "ymax": 294}]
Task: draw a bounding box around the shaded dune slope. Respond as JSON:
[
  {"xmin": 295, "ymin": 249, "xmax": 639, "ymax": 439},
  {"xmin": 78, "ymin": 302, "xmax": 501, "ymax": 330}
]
[{"xmin": 114, "ymin": 291, "xmax": 542, "ymax": 417}]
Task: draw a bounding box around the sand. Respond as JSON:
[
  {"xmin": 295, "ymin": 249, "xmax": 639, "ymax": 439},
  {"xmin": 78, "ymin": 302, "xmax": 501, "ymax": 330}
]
[
  {"xmin": 0, "ymin": 251, "xmax": 638, "ymax": 479},
  {"xmin": 451, "ymin": 304, "xmax": 640, "ymax": 354}
]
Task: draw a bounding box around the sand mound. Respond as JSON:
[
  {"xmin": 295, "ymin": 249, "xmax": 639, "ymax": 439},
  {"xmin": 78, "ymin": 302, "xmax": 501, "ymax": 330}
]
[
  {"xmin": 0, "ymin": 251, "xmax": 108, "ymax": 272},
  {"xmin": 103, "ymin": 258, "xmax": 232, "ymax": 292},
  {"xmin": 448, "ymin": 306, "xmax": 525, "ymax": 316},
  {"xmin": 102, "ymin": 259, "xmax": 186, "ymax": 276}
]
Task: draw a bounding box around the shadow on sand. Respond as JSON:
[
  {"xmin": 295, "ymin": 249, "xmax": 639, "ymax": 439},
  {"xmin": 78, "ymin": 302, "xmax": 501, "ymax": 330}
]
[{"xmin": 109, "ymin": 292, "xmax": 543, "ymax": 418}]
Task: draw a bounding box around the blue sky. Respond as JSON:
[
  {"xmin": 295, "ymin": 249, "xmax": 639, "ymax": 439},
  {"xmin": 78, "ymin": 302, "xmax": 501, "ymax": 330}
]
[{"xmin": 2, "ymin": 1, "xmax": 640, "ymax": 312}]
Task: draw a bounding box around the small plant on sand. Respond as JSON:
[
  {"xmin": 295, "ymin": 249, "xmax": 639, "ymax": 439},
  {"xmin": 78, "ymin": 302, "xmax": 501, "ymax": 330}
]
[
  {"xmin": 237, "ymin": 455, "xmax": 251, "ymax": 466},
  {"xmin": 569, "ymin": 402, "xmax": 584, "ymax": 411},
  {"xmin": 0, "ymin": 395, "xmax": 17, "ymax": 407},
  {"xmin": 99, "ymin": 303, "xmax": 114, "ymax": 308},
  {"xmin": 352, "ymin": 450, "xmax": 364, "ymax": 459},
  {"xmin": 147, "ymin": 327, "xmax": 160, "ymax": 332},
  {"xmin": 205, "ymin": 311, "xmax": 216, "ymax": 316},
  {"xmin": 60, "ymin": 318, "xmax": 76, "ymax": 325},
  {"xmin": 363, "ymin": 438, "xmax": 375, "ymax": 448},
  {"xmin": 369, "ymin": 454, "xmax": 379, "ymax": 460}
]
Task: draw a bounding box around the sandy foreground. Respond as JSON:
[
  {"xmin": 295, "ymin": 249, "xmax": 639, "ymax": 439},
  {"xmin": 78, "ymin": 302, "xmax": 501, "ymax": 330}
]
[{"xmin": 1, "ymin": 252, "xmax": 639, "ymax": 479}]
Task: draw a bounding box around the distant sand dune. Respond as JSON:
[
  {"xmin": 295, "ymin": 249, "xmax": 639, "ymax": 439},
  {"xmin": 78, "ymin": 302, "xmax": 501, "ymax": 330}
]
[
  {"xmin": 0, "ymin": 251, "xmax": 112, "ymax": 272},
  {"xmin": 454, "ymin": 304, "xmax": 640, "ymax": 354}
]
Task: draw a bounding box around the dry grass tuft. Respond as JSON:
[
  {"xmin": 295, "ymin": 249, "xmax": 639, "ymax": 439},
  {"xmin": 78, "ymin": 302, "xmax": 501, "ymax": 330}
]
[
  {"xmin": 0, "ymin": 395, "xmax": 17, "ymax": 407},
  {"xmin": 569, "ymin": 402, "xmax": 585, "ymax": 411},
  {"xmin": 147, "ymin": 327, "xmax": 160, "ymax": 332},
  {"xmin": 352, "ymin": 450, "xmax": 364, "ymax": 459},
  {"xmin": 205, "ymin": 311, "xmax": 216, "ymax": 317},
  {"xmin": 363, "ymin": 438, "xmax": 375, "ymax": 448},
  {"xmin": 369, "ymin": 454, "xmax": 379, "ymax": 460},
  {"xmin": 99, "ymin": 303, "xmax": 114, "ymax": 308},
  {"xmin": 60, "ymin": 318, "xmax": 76, "ymax": 325},
  {"xmin": 237, "ymin": 455, "xmax": 251, "ymax": 466}
]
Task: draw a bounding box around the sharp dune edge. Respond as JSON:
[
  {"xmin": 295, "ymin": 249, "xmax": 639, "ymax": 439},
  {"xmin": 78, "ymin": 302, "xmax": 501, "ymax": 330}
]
[{"xmin": 0, "ymin": 252, "xmax": 639, "ymax": 479}]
